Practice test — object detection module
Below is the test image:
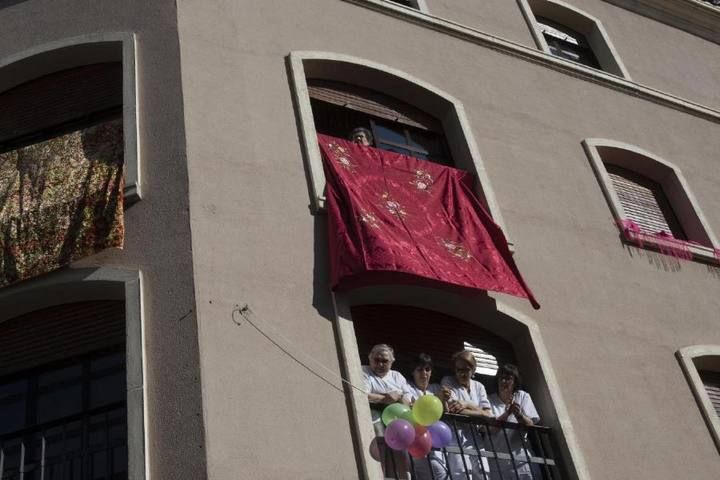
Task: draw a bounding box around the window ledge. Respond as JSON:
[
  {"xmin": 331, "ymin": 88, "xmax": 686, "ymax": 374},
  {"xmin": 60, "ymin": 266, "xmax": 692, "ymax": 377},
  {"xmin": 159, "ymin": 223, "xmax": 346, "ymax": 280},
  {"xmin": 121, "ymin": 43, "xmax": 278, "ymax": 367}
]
[
  {"xmin": 621, "ymin": 229, "xmax": 720, "ymax": 264},
  {"xmin": 346, "ymin": 0, "xmax": 720, "ymax": 124}
]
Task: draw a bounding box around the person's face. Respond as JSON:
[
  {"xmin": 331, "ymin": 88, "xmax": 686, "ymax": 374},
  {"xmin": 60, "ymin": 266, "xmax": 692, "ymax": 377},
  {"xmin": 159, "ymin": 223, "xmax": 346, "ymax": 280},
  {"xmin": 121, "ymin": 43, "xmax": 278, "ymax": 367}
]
[
  {"xmin": 498, "ymin": 374, "xmax": 515, "ymax": 394},
  {"xmin": 413, "ymin": 364, "xmax": 432, "ymax": 388},
  {"xmin": 369, "ymin": 351, "xmax": 393, "ymax": 376},
  {"xmin": 454, "ymin": 361, "xmax": 474, "ymax": 387},
  {"xmin": 352, "ymin": 131, "xmax": 370, "ymax": 146}
]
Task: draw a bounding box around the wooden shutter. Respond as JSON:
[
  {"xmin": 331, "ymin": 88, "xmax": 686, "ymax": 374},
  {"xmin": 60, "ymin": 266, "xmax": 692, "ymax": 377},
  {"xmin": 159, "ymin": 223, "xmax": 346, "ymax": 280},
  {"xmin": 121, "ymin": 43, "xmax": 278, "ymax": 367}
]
[
  {"xmin": 0, "ymin": 63, "xmax": 122, "ymax": 147},
  {"xmin": 0, "ymin": 300, "xmax": 125, "ymax": 377},
  {"xmin": 351, "ymin": 304, "xmax": 515, "ymax": 381},
  {"xmin": 307, "ymin": 79, "xmax": 441, "ymax": 132},
  {"xmin": 606, "ymin": 164, "xmax": 686, "ymax": 239},
  {"xmin": 700, "ymin": 370, "xmax": 720, "ymax": 418}
]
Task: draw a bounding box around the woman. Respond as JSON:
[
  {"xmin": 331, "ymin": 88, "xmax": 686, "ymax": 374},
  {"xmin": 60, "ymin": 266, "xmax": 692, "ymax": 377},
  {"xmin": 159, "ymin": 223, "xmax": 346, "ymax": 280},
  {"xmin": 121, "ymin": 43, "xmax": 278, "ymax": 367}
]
[
  {"xmin": 403, "ymin": 353, "xmax": 442, "ymax": 403},
  {"xmin": 401, "ymin": 354, "xmax": 447, "ymax": 480},
  {"xmin": 439, "ymin": 350, "xmax": 493, "ymax": 479},
  {"xmin": 487, "ymin": 364, "xmax": 540, "ymax": 480}
]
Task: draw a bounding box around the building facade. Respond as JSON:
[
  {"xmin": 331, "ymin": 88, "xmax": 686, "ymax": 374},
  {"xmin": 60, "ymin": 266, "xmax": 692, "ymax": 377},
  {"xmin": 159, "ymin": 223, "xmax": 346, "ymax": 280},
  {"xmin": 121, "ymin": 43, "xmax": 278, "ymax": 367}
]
[{"xmin": 0, "ymin": 0, "xmax": 719, "ymax": 479}]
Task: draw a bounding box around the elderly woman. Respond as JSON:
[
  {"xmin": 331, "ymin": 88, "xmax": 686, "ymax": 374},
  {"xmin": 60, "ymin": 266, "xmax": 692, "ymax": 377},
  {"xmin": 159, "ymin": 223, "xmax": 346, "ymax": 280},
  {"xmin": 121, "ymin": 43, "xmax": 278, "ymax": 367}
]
[
  {"xmin": 349, "ymin": 127, "xmax": 373, "ymax": 146},
  {"xmin": 363, "ymin": 344, "xmax": 411, "ymax": 479},
  {"xmin": 439, "ymin": 350, "xmax": 492, "ymax": 479},
  {"xmin": 487, "ymin": 364, "xmax": 540, "ymax": 480}
]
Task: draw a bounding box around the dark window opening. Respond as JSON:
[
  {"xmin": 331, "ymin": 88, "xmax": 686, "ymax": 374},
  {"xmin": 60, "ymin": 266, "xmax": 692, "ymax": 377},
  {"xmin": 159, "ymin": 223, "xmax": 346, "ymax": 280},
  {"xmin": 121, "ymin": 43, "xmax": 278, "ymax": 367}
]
[
  {"xmin": 0, "ymin": 63, "xmax": 123, "ymax": 153},
  {"xmin": 388, "ymin": 0, "xmax": 416, "ymax": 7},
  {"xmin": 699, "ymin": 370, "xmax": 720, "ymax": 418},
  {"xmin": 606, "ymin": 164, "xmax": 686, "ymax": 240},
  {"xmin": 308, "ymin": 79, "xmax": 453, "ymax": 167},
  {"xmin": 536, "ymin": 16, "xmax": 601, "ymax": 69},
  {"xmin": 0, "ymin": 301, "xmax": 127, "ymax": 480}
]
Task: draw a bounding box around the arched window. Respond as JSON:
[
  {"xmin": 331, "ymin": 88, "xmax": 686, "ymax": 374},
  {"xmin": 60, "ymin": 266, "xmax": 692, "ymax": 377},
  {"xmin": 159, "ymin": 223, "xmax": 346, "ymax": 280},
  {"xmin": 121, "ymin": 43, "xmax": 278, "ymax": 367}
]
[
  {"xmin": 288, "ymin": 51, "xmax": 510, "ymax": 239},
  {"xmin": 677, "ymin": 346, "xmax": 720, "ymax": 453},
  {"xmin": 583, "ymin": 139, "xmax": 719, "ymax": 262},
  {"xmin": 519, "ymin": 0, "xmax": 630, "ymax": 78}
]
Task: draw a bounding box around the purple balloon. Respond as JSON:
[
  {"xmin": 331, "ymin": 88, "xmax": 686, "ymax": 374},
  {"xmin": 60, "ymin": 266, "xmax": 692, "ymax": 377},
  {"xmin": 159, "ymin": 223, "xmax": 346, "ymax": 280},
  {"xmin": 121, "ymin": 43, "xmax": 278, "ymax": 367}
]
[
  {"xmin": 384, "ymin": 419, "xmax": 416, "ymax": 451},
  {"xmin": 427, "ymin": 421, "xmax": 453, "ymax": 449}
]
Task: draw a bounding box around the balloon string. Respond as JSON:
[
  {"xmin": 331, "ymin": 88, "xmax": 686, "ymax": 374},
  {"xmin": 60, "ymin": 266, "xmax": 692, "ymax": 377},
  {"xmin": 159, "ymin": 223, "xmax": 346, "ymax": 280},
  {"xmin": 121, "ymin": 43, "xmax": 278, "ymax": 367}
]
[{"xmin": 231, "ymin": 304, "xmax": 369, "ymax": 395}]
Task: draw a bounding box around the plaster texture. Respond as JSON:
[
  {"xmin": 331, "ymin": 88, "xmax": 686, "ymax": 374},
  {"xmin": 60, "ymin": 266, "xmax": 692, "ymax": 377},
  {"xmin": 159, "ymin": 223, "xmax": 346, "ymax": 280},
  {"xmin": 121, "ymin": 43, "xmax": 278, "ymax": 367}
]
[
  {"xmin": 0, "ymin": 1, "xmax": 207, "ymax": 479},
  {"xmin": 176, "ymin": 1, "xmax": 720, "ymax": 478}
]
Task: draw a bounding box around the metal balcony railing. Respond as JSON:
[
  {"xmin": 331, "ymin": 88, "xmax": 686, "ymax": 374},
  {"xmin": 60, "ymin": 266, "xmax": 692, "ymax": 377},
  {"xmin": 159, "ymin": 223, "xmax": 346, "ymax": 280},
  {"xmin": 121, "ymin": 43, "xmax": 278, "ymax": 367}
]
[
  {"xmin": 0, "ymin": 402, "xmax": 127, "ymax": 480},
  {"xmin": 373, "ymin": 408, "xmax": 563, "ymax": 480}
]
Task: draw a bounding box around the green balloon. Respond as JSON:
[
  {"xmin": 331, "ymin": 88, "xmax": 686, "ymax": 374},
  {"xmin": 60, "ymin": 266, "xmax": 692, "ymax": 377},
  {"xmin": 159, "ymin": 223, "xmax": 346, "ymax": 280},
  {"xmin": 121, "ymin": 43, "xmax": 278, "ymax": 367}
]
[
  {"xmin": 382, "ymin": 403, "xmax": 413, "ymax": 426},
  {"xmin": 412, "ymin": 395, "xmax": 443, "ymax": 426}
]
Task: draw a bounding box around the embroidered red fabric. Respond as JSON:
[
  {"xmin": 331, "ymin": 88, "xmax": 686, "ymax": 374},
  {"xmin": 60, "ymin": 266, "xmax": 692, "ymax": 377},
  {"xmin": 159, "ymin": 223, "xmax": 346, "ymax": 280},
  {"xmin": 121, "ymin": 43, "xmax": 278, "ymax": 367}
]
[{"xmin": 319, "ymin": 134, "xmax": 539, "ymax": 309}]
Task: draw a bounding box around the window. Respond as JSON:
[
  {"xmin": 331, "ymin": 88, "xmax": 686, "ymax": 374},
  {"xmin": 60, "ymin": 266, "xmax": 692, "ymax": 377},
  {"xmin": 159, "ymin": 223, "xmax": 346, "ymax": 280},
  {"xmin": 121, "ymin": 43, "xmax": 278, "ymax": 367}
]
[
  {"xmin": 677, "ymin": 346, "xmax": 720, "ymax": 453},
  {"xmin": 535, "ymin": 16, "xmax": 600, "ymax": 69},
  {"xmin": 583, "ymin": 139, "xmax": 719, "ymax": 262},
  {"xmin": 519, "ymin": 0, "xmax": 630, "ymax": 78},
  {"xmin": 385, "ymin": 0, "xmax": 427, "ymax": 11},
  {"xmin": 289, "ymin": 52, "xmax": 509, "ymax": 237},
  {"xmin": 0, "ymin": 301, "xmax": 128, "ymax": 479},
  {"xmin": 308, "ymin": 79, "xmax": 452, "ymax": 166}
]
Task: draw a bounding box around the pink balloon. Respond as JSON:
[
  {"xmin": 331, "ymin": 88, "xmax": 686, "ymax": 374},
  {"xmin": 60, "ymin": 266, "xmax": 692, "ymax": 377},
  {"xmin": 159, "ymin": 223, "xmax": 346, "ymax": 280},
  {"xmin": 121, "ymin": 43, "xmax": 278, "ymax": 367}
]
[
  {"xmin": 384, "ymin": 419, "xmax": 416, "ymax": 451},
  {"xmin": 407, "ymin": 425, "xmax": 433, "ymax": 459}
]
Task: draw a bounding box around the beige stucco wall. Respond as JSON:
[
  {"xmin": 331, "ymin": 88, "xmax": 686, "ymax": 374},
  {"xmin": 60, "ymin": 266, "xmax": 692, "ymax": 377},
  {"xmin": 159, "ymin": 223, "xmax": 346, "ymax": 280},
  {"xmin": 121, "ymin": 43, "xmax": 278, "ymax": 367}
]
[
  {"xmin": 177, "ymin": 0, "xmax": 720, "ymax": 479},
  {"xmin": 0, "ymin": 1, "xmax": 207, "ymax": 479}
]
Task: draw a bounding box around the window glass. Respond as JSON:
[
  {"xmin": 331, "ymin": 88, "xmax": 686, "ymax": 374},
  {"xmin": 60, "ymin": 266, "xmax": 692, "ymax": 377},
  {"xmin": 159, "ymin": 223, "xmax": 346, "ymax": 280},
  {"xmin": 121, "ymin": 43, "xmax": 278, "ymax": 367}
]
[
  {"xmin": 536, "ymin": 16, "xmax": 601, "ymax": 69},
  {"xmin": 0, "ymin": 379, "xmax": 27, "ymax": 434}
]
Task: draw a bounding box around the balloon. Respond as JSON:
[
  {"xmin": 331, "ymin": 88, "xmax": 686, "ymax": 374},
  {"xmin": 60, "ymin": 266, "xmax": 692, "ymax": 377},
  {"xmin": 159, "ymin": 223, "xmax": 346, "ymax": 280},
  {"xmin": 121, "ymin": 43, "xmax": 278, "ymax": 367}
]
[
  {"xmin": 412, "ymin": 394, "xmax": 443, "ymax": 426},
  {"xmin": 407, "ymin": 425, "xmax": 433, "ymax": 459},
  {"xmin": 427, "ymin": 421, "xmax": 453, "ymax": 448},
  {"xmin": 384, "ymin": 419, "xmax": 416, "ymax": 451},
  {"xmin": 382, "ymin": 403, "xmax": 414, "ymax": 426}
]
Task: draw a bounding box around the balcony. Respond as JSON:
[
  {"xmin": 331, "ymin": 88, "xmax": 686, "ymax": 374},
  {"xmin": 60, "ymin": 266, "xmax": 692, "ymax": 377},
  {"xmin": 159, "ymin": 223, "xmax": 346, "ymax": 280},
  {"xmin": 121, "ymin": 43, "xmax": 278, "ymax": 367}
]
[{"xmin": 373, "ymin": 408, "xmax": 563, "ymax": 480}]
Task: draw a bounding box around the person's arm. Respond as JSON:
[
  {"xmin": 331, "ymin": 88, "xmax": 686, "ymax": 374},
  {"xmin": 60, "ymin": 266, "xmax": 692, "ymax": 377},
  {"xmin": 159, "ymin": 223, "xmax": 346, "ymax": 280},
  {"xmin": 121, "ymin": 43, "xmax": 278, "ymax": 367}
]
[{"xmin": 368, "ymin": 391, "xmax": 404, "ymax": 404}]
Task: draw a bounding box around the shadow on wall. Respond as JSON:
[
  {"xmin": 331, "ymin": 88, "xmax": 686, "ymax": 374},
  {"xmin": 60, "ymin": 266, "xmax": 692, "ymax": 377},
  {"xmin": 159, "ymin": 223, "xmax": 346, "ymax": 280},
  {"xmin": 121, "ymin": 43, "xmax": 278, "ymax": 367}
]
[
  {"xmin": 0, "ymin": 0, "xmax": 30, "ymax": 9},
  {"xmin": 312, "ymin": 214, "xmax": 335, "ymax": 321}
]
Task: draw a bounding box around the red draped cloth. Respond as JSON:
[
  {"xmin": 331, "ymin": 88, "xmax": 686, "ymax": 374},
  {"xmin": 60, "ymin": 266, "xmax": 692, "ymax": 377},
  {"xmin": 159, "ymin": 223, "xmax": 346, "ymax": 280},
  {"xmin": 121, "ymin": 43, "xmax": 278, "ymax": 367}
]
[{"xmin": 319, "ymin": 134, "xmax": 539, "ymax": 309}]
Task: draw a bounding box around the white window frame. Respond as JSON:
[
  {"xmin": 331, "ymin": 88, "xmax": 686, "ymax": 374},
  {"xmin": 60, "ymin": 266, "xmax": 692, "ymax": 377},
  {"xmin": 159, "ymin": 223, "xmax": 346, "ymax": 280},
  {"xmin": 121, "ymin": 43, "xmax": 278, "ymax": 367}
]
[
  {"xmin": 583, "ymin": 138, "xmax": 720, "ymax": 263},
  {"xmin": 287, "ymin": 51, "xmax": 513, "ymax": 246},
  {"xmin": 0, "ymin": 267, "xmax": 147, "ymax": 479},
  {"xmin": 517, "ymin": 0, "xmax": 631, "ymax": 79},
  {"xmin": 0, "ymin": 32, "xmax": 141, "ymax": 203},
  {"xmin": 676, "ymin": 346, "xmax": 720, "ymax": 453}
]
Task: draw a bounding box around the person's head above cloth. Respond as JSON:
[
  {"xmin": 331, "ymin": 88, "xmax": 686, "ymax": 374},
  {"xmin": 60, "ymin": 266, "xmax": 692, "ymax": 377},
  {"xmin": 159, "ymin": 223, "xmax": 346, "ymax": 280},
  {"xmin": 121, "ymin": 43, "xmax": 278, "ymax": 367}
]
[{"xmin": 349, "ymin": 127, "xmax": 373, "ymax": 146}]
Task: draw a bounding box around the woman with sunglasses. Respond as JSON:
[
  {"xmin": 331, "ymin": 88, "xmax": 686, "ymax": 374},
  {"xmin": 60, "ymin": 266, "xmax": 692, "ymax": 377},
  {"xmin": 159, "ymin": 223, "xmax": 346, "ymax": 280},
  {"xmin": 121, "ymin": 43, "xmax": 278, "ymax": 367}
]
[{"xmin": 439, "ymin": 350, "xmax": 492, "ymax": 479}]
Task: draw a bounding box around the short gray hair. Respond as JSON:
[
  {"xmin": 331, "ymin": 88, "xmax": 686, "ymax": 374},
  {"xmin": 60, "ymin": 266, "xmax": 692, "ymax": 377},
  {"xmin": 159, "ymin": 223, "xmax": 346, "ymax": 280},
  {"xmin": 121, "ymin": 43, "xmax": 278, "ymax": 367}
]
[{"xmin": 369, "ymin": 344, "xmax": 395, "ymax": 361}]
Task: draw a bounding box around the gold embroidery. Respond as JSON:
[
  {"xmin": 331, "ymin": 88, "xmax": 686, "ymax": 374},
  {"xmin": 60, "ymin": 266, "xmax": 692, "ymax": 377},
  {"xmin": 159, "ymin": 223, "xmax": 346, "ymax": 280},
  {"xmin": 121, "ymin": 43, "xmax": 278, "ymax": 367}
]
[
  {"xmin": 359, "ymin": 210, "xmax": 381, "ymax": 229},
  {"xmin": 440, "ymin": 238, "xmax": 472, "ymax": 261},
  {"xmin": 326, "ymin": 142, "xmax": 356, "ymax": 171},
  {"xmin": 380, "ymin": 192, "xmax": 407, "ymax": 219},
  {"xmin": 410, "ymin": 169, "xmax": 433, "ymax": 193}
]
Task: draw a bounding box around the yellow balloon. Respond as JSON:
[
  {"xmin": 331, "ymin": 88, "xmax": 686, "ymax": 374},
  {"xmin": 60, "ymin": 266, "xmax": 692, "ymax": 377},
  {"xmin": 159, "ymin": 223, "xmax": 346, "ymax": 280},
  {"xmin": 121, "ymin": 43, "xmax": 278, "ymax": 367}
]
[{"xmin": 412, "ymin": 394, "xmax": 443, "ymax": 426}]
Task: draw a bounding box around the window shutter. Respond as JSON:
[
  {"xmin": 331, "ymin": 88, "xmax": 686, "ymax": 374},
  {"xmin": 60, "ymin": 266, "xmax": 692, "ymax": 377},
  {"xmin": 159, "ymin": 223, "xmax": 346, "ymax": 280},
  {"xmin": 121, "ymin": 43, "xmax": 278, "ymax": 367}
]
[
  {"xmin": 0, "ymin": 300, "xmax": 125, "ymax": 377},
  {"xmin": 350, "ymin": 304, "xmax": 516, "ymax": 380},
  {"xmin": 307, "ymin": 79, "xmax": 441, "ymax": 132},
  {"xmin": 700, "ymin": 371, "xmax": 720, "ymax": 418},
  {"xmin": 606, "ymin": 164, "xmax": 686, "ymax": 239},
  {"xmin": 0, "ymin": 63, "xmax": 122, "ymax": 147}
]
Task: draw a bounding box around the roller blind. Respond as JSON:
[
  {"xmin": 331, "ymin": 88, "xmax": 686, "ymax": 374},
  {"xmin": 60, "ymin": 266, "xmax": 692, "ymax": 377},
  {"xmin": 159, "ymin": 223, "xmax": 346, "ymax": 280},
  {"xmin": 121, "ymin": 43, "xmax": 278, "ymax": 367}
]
[
  {"xmin": 606, "ymin": 164, "xmax": 686, "ymax": 239},
  {"xmin": 307, "ymin": 79, "xmax": 441, "ymax": 132},
  {"xmin": 700, "ymin": 370, "xmax": 720, "ymax": 418},
  {"xmin": 0, "ymin": 300, "xmax": 125, "ymax": 377}
]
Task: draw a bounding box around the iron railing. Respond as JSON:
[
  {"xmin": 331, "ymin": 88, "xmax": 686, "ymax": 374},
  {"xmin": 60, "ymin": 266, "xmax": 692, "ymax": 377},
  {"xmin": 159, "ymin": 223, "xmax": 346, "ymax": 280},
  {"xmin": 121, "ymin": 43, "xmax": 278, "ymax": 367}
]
[
  {"xmin": 0, "ymin": 402, "xmax": 127, "ymax": 480},
  {"xmin": 373, "ymin": 408, "xmax": 563, "ymax": 480}
]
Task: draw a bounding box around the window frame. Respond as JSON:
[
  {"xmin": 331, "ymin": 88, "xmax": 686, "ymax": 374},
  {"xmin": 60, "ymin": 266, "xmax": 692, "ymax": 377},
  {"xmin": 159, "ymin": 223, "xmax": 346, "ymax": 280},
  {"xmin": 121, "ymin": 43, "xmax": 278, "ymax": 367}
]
[
  {"xmin": 517, "ymin": 0, "xmax": 631, "ymax": 78},
  {"xmin": 583, "ymin": 138, "xmax": 720, "ymax": 263},
  {"xmin": 384, "ymin": 0, "xmax": 429, "ymax": 13},
  {"xmin": 676, "ymin": 346, "xmax": 720, "ymax": 454},
  {"xmin": 287, "ymin": 51, "xmax": 513, "ymax": 247},
  {"xmin": 0, "ymin": 33, "xmax": 140, "ymax": 203},
  {"xmin": 0, "ymin": 267, "xmax": 146, "ymax": 480}
]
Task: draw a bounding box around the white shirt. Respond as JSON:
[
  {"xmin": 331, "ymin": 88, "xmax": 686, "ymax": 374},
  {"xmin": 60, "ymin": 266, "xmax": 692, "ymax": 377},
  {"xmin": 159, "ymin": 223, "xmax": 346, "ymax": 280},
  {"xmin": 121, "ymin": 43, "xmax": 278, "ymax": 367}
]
[
  {"xmin": 488, "ymin": 390, "xmax": 540, "ymax": 459},
  {"xmin": 440, "ymin": 376, "xmax": 491, "ymax": 409},
  {"xmin": 362, "ymin": 366, "xmax": 409, "ymax": 395},
  {"xmin": 403, "ymin": 382, "xmax": 442, "ymax": 403}
]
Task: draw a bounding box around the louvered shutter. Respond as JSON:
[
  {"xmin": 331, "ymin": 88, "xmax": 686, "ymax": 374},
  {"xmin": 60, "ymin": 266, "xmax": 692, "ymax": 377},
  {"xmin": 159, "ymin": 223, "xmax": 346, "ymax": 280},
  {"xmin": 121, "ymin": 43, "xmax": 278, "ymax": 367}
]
[
  {"xmin": 700, "ymin": 371, "xmax": 720, "ymax": 418},
  {"xmin": 0, "ymin": 63, "xmax": 122, "ymax": 147},
  {"xmin": 606, "ymin": 164, "xmax": 686, "ymax": 239},
  {"xmin": 351, "ymin": 304, "xmax": 515, "ymax": 382},
  {"xmin": 307, "ymin": 79, "xmax": 441, "ymax": 132},
  {"xmin": 0, "ymin": 300, "xmax": 125, "ymax": 377}
]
